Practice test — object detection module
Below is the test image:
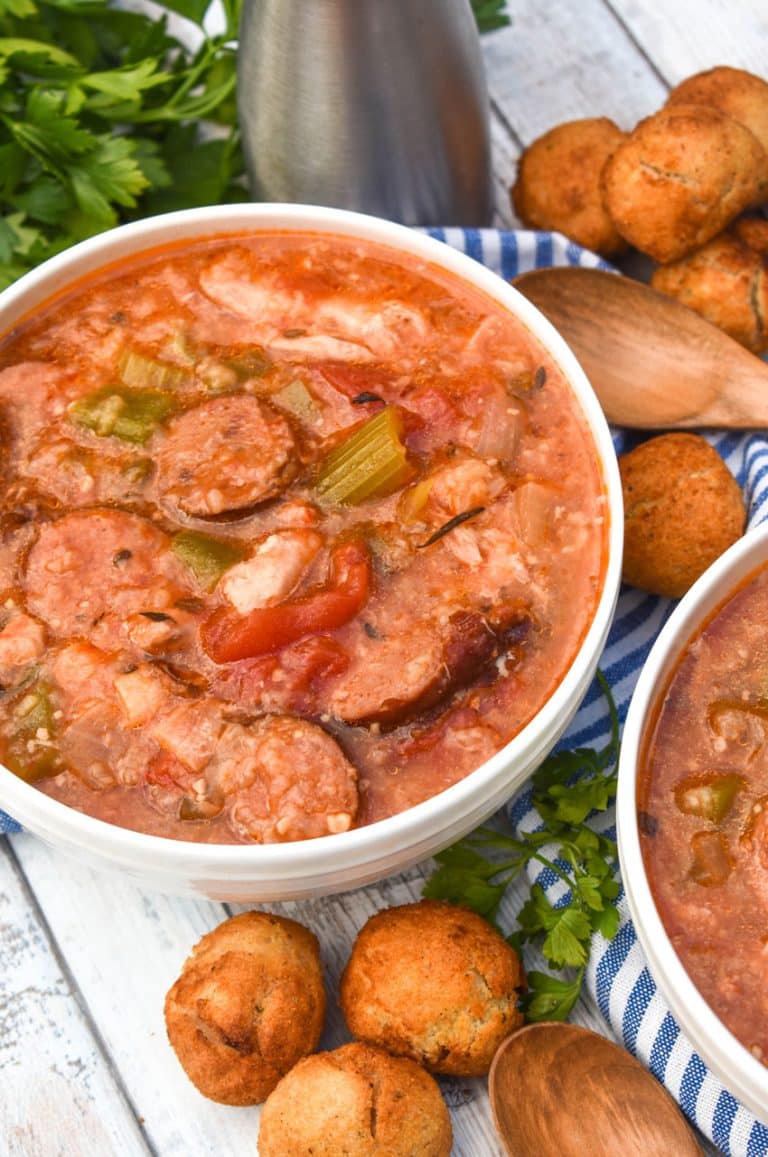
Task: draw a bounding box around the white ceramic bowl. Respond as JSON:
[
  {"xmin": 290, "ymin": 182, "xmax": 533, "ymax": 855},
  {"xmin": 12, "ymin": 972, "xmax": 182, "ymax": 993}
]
[
  {"xmin": 618, "ymin": 521, "xmax": 768, "ymax": 1120},
  {"xmin": 0, "ymin": 204, "xmax": 622, "ymax": 901}
]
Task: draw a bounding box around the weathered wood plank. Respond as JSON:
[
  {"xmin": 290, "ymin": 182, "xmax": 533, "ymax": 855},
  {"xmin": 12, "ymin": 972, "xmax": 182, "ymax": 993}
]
[
  {"xmin": 0, "ymin": 839, "xmax": 150, "ymax": 1157},
  {"xmin": 482, "ymin": 2, "xmax": 667, "ymax": 145},
  {"xmin": 9, "ymin": 833, "xmax": 261, "ymax": 1157},
  {"xmin": 608, "ymin": 0, "xmax": 768, "ymax": 83}
]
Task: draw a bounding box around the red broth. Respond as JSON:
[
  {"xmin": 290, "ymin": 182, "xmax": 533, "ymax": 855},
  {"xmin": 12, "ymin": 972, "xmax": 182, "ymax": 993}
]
[
  {"xmin": 639, "ymin": 563, "xmax": 768, "ymax": 1064},
  {"xmin": 0, "ymin": 232, "xmax": 607, "ymax": 843}
]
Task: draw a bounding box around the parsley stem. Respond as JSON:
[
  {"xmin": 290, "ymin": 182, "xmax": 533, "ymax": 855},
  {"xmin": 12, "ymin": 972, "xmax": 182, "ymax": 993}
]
[
  {"xmin": 597, "ymin": 668, "xmax": 620, "ymax": 769},
  {"xmin": 166, "ymin": 42, "xmax": 216, "ymax": 108}
]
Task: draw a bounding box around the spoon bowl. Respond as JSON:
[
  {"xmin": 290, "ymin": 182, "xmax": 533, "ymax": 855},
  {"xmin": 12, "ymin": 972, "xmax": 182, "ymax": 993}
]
[
  {"xmin": 489, "ymin": 1022, "xmax": 702, "ymax": 1156},
  {"xmin": 514, "ymin": 266, "xmax": 768, "ymax": 429}
]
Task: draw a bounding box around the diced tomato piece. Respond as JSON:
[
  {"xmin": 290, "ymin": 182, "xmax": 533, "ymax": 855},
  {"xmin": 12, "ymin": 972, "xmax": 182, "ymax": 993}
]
[
  {"xmin": 281, "ymin": 634, "xmax": 350, "ymax": 689},
  {"xmin": 203, "ymin": 541, "xmax": 370, "ymax": 664},
  {"xmin": 318, "ymin": 361, "xmax": 392, "ymax": 400}
]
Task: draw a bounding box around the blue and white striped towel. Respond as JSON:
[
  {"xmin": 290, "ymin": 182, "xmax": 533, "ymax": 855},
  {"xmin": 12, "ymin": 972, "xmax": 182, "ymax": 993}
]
[{"xmin": 2, "ymin": 228, "xmax": 767, "ymax": 1153}]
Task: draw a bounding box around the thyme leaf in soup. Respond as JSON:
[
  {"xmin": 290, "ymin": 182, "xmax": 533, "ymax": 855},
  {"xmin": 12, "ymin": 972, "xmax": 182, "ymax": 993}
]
[
  {"xmin": 418, "ymin": 506, "xmax": 486, "ymax": 548},
  {"xmin": 423, "ymin": 671, "xmax": 621, "ymax": 1022}
]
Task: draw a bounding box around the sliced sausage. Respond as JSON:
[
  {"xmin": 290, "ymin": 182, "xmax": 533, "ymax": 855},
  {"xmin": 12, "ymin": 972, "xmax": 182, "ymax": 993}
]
[
  {"xmin": 24, "ymin": 509, "xmax": 191, "ymax": 652},
  {"xmin": 155, "ymin": 395, "xmax": 298, "ymax": 517},
  {"xmin": 215, "ymin": 714, "xmax": 358, "ymax": 842},
  {"xmin": 323, "ymin": 611, "xmax": 501, "ymax": 728},
  {"xmin": 0, "ymin": 363, "xmax": 76, "ymax": 460}
]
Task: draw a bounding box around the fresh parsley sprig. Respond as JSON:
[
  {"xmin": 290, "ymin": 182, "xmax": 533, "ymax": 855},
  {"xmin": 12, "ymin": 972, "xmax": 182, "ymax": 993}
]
[
  {"xmin": 0, "ymin": 0, "xmax": 245, "ymax": 289},
  {"xmin": 424, "ymin": 671, "xmax": 621, "ymax": 1022}
]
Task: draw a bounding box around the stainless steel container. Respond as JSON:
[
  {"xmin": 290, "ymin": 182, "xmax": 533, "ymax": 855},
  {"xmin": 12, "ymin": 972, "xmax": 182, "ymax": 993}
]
[{"xmin": 237, "ymin": 0, "xmax": 493, "ymax": 226}]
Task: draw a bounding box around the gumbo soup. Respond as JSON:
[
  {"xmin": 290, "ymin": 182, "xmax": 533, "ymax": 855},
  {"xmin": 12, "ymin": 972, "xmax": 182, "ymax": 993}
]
[
  {"xmin": 0, "ymin": 232, "xmax": 606, "ymax": 843},
  {"xmin": 640, "ymin": 562, "xmax": 768, "ymax": 1064}
]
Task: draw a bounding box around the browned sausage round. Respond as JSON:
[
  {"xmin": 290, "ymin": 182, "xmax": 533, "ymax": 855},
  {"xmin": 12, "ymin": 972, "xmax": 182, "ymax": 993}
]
[
  {"xmin": 155, "ymin": 395, "xmax": 298, "ymax": 517},
  {"xmin": 0, "ymin": 363, "xmax": 77, "ymax": 461},
  {"xmin": 24, "ymin": 509, "xmax": 191, "ymax": 651},
  {"xmin": 216, "ymin": 714, "xmax": 359, "ymax": 842},
  {"xmin": 322, "ymin": 612, "xmax": 501, "ymax": 728}
]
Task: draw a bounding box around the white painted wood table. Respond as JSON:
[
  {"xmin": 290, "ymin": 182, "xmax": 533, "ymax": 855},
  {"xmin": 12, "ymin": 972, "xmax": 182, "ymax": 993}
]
[{"xmin": 1, "ymin": 2, "xmax": 766, "ymax": 1153}]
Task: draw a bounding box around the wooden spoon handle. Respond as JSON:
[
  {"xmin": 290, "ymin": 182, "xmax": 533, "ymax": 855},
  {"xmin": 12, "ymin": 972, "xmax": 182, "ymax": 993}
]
[{"xmin": 514, "ymin": 267, "xmax": 768, "ymax": 429}]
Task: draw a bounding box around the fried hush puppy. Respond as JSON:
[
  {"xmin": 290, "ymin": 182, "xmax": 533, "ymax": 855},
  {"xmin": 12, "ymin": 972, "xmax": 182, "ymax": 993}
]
[
  {"xmin": 667, "ymin": 65, "xmax": 768, "ymax": 155},
  {"xmin": 258, "ymin": 1042, "xmax": 452, "ymax": 1157},
  {"xmin": 619, "ymin": 433, "xmax": 746, "ymax": 599},
  {"xmin": 601, "ymin": 103, "xmax": 767, "ymax": 263},
  {"xmin": 511, "ymin": 117, "xmax": 628, "ymax": 256},
  {"xmin": 164, "ymin": 911, "xmax": 326, "ymax": 1105},
  {"xmin": 651, "ymin": 216, "xmax": 768, "ymax": 353},
  {"xmin": 340, "ymin": 899, "xmax": 525, "ymax": 1077}
]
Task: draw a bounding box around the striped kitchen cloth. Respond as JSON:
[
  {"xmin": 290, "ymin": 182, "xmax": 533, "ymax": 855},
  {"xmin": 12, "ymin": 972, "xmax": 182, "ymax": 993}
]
[{"xmin": 2, "ymin": 228, "xmax": 767, "ymax": 1152}]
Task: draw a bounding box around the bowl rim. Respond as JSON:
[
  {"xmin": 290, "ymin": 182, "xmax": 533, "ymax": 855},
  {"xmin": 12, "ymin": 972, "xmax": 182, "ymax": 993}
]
[
  {"xmin": 0, "ymin": 203, "xmax": 623, "ymax": 880},
  {"xmin": 617, "ymin": 519, "xmax": 768, "ymax": 1116}
]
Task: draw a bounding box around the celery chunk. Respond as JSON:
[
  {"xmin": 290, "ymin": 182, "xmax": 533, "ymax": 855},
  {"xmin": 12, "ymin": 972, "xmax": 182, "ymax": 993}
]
[
  {"xmin": 171, "ymin": 531, "xmax": 246, "ymax": 591},
  {"xmin": 315, "ymin": 406, "xmax": 412, "ymax": 504},
  {"xmin": 675, "ymin": 773, "xmax": 743, "ymax": 823},
  {"xmin": 69, "ymin": 385, "xmax": 177, "ymax": 444},
  {"xmin": 5, "ymin": 684, "xmax": 59, "ymax": 782},
  {"xmin": 119, "ymin": 349, "xmax": 189, "ymax": 392}
]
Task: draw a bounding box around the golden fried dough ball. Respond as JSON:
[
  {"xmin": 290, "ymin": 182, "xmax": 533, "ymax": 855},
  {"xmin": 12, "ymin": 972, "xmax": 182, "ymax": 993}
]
[
  {"xmin": 601, "ymin": 103, "xmax": 767, "ymax": 263},
  {"xmin": 651, "ymin": 216, "xmax": 768, "ymax": 353},
  {"xmin": 340, "ymin": 899, "xmax": 525, "ymax": 1077},
  {"xmin": 164, "ymin": 911, "xmax": 326, "ymax": 1105},
  {"xmin": 258, "ymin": 1043, "xmax": 452, "ymax": 1157},
  {"xmin": 667, "ymin": 66, "xmax": 768, "ymax": 155},
  {"xmin": 511, "ymin": 117, "xmax": 628, "ymax": 256},
  {"xmin": 619, "ymin": 433, "xmax": 745, "ymax": 598}
]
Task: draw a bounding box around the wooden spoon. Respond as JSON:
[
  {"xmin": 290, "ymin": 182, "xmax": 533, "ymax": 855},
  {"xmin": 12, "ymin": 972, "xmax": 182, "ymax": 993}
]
[
  {"xmin": 489, "ymin": 1022, "xmax": 702, "ymax": 1157},
  {"xmin": 513, "ymin": 266, "xmax": 768, "ymax": 429}
]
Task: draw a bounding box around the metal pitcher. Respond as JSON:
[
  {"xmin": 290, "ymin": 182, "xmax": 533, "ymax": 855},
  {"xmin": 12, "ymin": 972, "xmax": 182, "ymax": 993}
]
[{"xmin": 237, "ymin": 0, "xmax": 493, "ymax": 226}]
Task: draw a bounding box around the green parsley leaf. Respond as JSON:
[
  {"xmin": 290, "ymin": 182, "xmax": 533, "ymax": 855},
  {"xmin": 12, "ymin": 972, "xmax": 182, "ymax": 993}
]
[
  {"xmin": 0, "ymin": 0, "xmax": 244, "ymax": 284},
  {"xmin": 542, "ymin": 905, "xmax": 592, "ymax": 969},
  {"xmin": 591, "ymin": 902, "xmax": 621, "ymax": 942},
  {"xmin": 524, "ymin": 970, "xmax": 583, "ymax": 1022},
  {"xmin": 423, "ymin": 671, "xmax": 622, "ymax": 1022},
  {"xmin": 0, "ymin": 0, "xmax": 38, "ymax": 18},
  {"xmin": 471, "ymin": 0, "xmax": 511, "ymax": 34},
  {"xmin": 70, "ymin": 133, "xmax": 148, "ymax": 220},
  {"xmin": 425, "ymin": 845, "xmax": 514, "ymax": 921}
]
